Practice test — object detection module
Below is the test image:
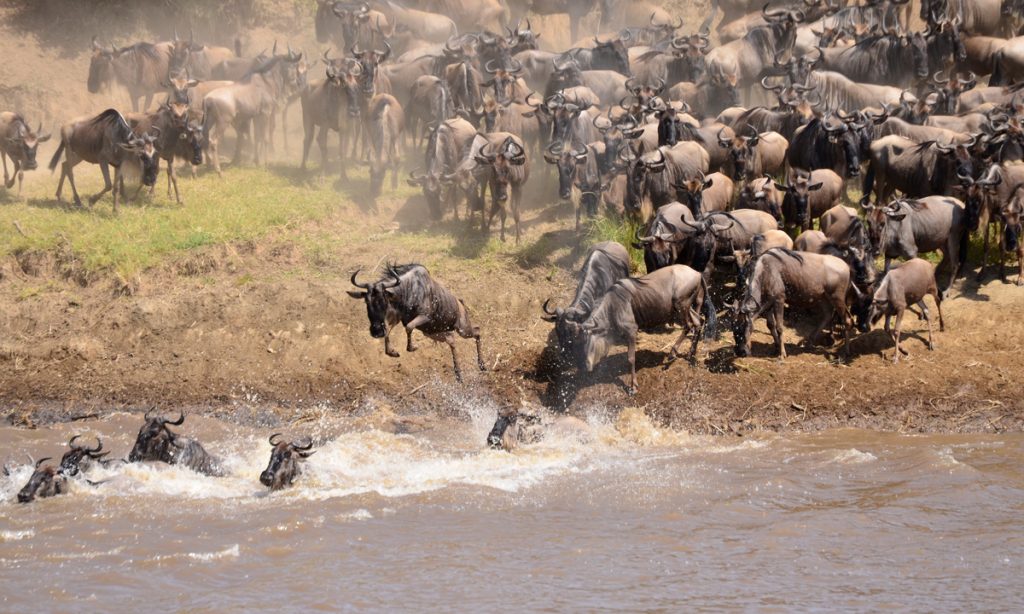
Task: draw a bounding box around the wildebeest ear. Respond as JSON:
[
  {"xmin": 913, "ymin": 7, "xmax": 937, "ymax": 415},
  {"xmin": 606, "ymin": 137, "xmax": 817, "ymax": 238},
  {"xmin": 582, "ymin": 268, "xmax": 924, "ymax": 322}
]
[
  {"xmin": 346, "ymin": 290, "xmax": 367, "ymax": 299},
  {"xmin": 807, "ymin": 182, "xmax": 823, "ymax": 191},
  {"xmin": 541, "ymin": 314, "xmax": 558, "ymax": 322},
  {"xmin": 521, "ymin": 111, "xmax": 535, "ymax": 118},
  {"xmin": 773, "ymin": 182, "xmax": 786, "ymax": 191}
]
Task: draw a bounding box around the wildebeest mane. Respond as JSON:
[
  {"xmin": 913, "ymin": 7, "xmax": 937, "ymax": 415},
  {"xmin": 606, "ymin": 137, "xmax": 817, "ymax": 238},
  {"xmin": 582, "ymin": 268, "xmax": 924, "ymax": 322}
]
[
  {"xmin": 764, "ymin": 247, "xmax": 805, "ymax": 265},
  {"xmin": 88, "ymin": 109, "xmax": 134, "ymax": 142}
]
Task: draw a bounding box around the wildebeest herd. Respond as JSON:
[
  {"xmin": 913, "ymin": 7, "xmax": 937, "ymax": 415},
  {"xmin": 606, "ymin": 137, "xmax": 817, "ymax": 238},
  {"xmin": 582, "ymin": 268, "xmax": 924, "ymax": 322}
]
[{"xmin": 3, "ymin": 1, "xmax": 1024, "ymax": 452}]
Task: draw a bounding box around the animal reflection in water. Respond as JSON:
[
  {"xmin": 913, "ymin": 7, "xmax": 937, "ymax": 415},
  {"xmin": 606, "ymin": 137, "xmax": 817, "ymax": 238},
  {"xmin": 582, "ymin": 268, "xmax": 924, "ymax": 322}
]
[{"xmin": 487, "ymin": 405, "xmax": 592, "ymax": 451}]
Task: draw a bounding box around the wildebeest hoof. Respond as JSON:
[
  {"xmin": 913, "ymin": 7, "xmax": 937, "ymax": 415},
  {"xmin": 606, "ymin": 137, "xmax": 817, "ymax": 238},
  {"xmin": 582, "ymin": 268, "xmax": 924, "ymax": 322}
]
[
  {"xmin": 626, "ymin": 386, "xmax": 638, "ymax": 396},
  {"xmin": 478, "ymin": 363, "xmax": 487, "ymax": 372},
  {"xmin": 386, "ymin": 349, "xmax": 400, "ymax": 358},
  {"xmin": 1017, "ymin": 278, "xmax": 1024, "ymax": 287}
]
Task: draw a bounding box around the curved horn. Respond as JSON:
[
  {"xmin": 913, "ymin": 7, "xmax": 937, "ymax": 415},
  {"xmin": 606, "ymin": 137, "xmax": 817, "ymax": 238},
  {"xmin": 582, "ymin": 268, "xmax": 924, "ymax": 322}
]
[
  {"xmin": 762, "ymin": 2, "xmax": 787, "ymax": 18},
  {"xmin": 269, "ymin": 433, "xmax": 283, "ymax": 446},
  {"xmin": 484, "ymin": 59, "xmax": 498, "ymax": 74},
  {"xmin": 933, "ymin": 71, "xmax": 949, "ymax": 85},
  {"xmin": 35, "ymin": 457, "xmax": 52, "ymax": 469},
  {"xmin": 351, "ymin": 267, "xmax": 369, "ymax": 288},
  {"xmin": 293, "ymin": 439, "xmax": 314, "ymax": 451},
  {"xmin": 166, "ymin": 411, "xmax": 185, "ymax": 426},
  {"xmin": 88, "ymin": 437, "xmax": 103, "ymax": 454},
  {"xmin": 542, "ymin": 298, "xmax": 558, "ymax": 316}
]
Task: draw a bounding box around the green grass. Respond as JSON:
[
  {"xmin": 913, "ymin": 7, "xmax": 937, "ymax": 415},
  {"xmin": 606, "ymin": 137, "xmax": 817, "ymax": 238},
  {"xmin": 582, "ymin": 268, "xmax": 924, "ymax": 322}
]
[
  {"xmin": 587, "ymin": 215, "xmax": 645, "ymax": 273},
  {"xmin": 0, "ymin": 165, "xmax": 368, "ymax": 277}
]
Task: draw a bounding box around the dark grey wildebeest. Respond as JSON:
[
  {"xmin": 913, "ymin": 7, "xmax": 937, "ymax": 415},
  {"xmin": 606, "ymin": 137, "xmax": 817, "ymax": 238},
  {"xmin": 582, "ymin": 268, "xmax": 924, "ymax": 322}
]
[
  {"xmin": 48, "ymin": 109, "xmax": 160, "ymax": 214},
  {"xmin": 367, "ymin": 93, "xmax": 405, "ymax": 196},
  {"xmin": 542, "ymin": 241, "xmax": 632, "ymax": 360},
  {"xmin": 127, "ymin": 101, "xmax": 204, "ymax": 204},
  {"xmin": 733, "ymin": 248, "xmax": 861, "ymax": 359},
  {"xmin": 128, "ymin": 411, "xmax": 224, "ymax": 476},
  {"xmin": 868, "ymin": 258, "xmax": 945, "ymax": 362},
  {"xmin": 58, "ymin": 435, "xmax": 110, "ymax": 477},
  {"xmin": 17, "ymin": 458, "xmax": 68, "ymax": 504},
  {"xmin": 348, "ymin": 264, "xmax": 486, "ymax": 382},
  {"xmin": 407, "ymin": 116, "xmax": 477, "ymax": 220},
  {"xmin": 260, "ymin": 434, "xmax": 315, "ymax": 491},
  {"xmin": 474, "ymin": 133, "xmax": 530, "ymax": 244},
  {"xmin": 579, "ymin": 264, "xmax": 712, "ymax": 395},
  {"xmin": 0, "ymin": 112, "xmax": 50, "ymax": 196}
]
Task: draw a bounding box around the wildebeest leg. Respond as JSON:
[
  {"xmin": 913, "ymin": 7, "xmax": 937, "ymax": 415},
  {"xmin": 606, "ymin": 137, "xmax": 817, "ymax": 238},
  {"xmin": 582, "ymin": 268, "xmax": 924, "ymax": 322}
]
[
  {"xmin": 891, "ymin": 309, "xmax": 905, "ymax": 363},
  {"xmin": 89, "ymin": 163, "xmax": 114, "ymax": 207},
  {"xmin": 303, "ymin": 125, "xmax": 318, "ymax": 173},
  {"xmin": 627, "ymin": 336, "xmax": 638, "ymax": 395},
  {"xmin": 383, "ymin": 324, "xmax": 400, "ymax": 358},
  {"xmin": 979, "ymin": 221, "xmax": 991, "ymax": 280},
  {"xmin": 769, "ymin": 302, "xmax": 786, "ymax": 359},
  {"xmin": 512, "ymin": 186, "xmax": 522, "ymax": 245},
  {"xmin": 441, "ymin": 332, "xmax": 464, "ymax": 382},
  {"xmin": 168, "ymin": 158, "xmax": 182, "ymax": 204},
  {"xmin": 390, "ymin": 137, "xmax": 399, "ymax": 190},
  {"xmin": 1017, "ymin": 245, "xmax": 1024, "ymax": 287},
  {"xmin": 111, "ymin": 165, "xmax": 122, "ymax": 215},
  {"xmin": 405, "ymin": 314, "xmax": 431, "ymax": 352},
  {"xmin": 923, "ymin": 299, "xmax": 935, "ymax": 351},
  {"xmin": 16, "ymin": 162, "xmax": 24, "ymax": 196},
  {"xmin": 1, "ymin": 152, "xmax": 11, "ymax": 189}
]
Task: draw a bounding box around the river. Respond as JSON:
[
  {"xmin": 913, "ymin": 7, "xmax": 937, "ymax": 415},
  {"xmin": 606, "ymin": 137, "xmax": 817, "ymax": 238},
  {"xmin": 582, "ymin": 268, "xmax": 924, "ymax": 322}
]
[{"xmin": 2, "ymin": 402, "xmax": 1022, "ymax": 612}]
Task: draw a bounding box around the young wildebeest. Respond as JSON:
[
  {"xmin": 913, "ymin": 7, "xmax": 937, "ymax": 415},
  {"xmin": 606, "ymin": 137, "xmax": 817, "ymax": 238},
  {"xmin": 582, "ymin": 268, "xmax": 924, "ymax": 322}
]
[
  {"xmin": 541, "ymin": 241, "xmax": 632, "ymax": 361},
  {"xmin": 999, "ymin": 186, "xmax": 1024, "ymax": 286},
  {"xmin": 348, "ymin": 264, "xmax": 486, "ymax": 382},
  {"xmin": 868, "ymin": 258, "xmax": 945, "ymax": 363},
  {"xmin": 0, "ymin": 112, "xmax": 51, "ymax": 195},
  {"xmin": 17, "ymin": 458, "xmax": 67, "ymax": 504},
  {"xmin": 259, "ymin": 433, "xmax": 315, "ymax": 491},
  {"xmin": 733, "ymin": 249, "xmax": 860, "ymax": 360},
  {"xmin": 367, "ymin": 93, "xmax": 405, "ymax": 196},
  {"xmin": 127, "ymin": 101, "xmax": 204, "ymax": 204},
  {"xmin": 49, "ymin": 109, "xmax": 160, "ymax": 214},
  {"xmin": 777, "ymin": 168, "xmax": 844, "ymax": 233},
  {"xmin": 579, "ymin": 264, "xmax": 711, "ymax": 395},
  {"xmin": 128, "ymin": 411, "xmax": 223, "ymax": 476}
]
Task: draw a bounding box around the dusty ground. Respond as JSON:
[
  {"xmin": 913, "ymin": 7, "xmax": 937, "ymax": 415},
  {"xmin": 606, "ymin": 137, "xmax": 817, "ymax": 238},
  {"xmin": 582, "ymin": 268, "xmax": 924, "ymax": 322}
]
[{"xmin": 2, "ymin": 0, "xmax": 1022, "ymax": 434}]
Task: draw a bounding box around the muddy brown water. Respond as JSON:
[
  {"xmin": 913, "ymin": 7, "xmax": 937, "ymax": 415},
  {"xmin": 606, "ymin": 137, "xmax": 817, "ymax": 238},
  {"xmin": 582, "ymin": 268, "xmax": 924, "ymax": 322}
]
[{"xmin": 1, "ymin": 402, "xmax": 1022, "ymax": 612}]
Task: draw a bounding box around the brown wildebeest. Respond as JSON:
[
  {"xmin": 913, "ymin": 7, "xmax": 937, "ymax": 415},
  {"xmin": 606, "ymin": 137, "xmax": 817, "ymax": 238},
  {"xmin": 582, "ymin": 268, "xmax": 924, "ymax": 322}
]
[
  {"xmin": 88, "ymin": 37, "xmax": 174, "ymax": 112},
  {"xmin": 48, "ymin": 109, "xmax": 160, "ymax": 213},
  {"xmin": 579, "ymin": 264, "xmax": 711, "ymax": 395},
  {"xmin": 202, "ymin": 49, "xmax": 304, "ymax": 175},
  {"xmin": 0, "ymin": 112, "xmax": 51, "ymax": 195},
  {"xmin": 170, "ymin": 31, "xmax": 236, "ymax": 80},
  {"xmin": 128, "ymin": 410, "xmax": 224, "ymax": 476},
  {"xmin": 17, "ymin": 458, "xmax": 67, "ymax": 504},
  {"xmin": 348, "ymin": 264, "xmax": 486, "ymax": 382},
  {"xmin": 474, "ymin": 133, "xmax": 530, "ymax": 244},
  {"xmin": 367, "ymin": 93, "xmax": 405, "ymax": 196},
  {"xmin": 732, "ymin": 248, "xmax": 859, "ymax": 359},
  {"xmin": 259, "ymin": 433, "xmax": 315, "ymax": 491},
  {"xmin": 127, "ymin": 101, "xmax": 204, "ymax": 204},
  {"xmin": 486, "ymin": 406, "xmax": 592, "ymax": 451},
  {"xmin": 301, "ymin": 53, "xmax": 362, "ymax": 178},
  {"xmin": 998, "ymin": 186, "xmax": 1024, "ymax": 286},
  {"xmin": 868, "ymin": 258, "xmax": 945, "ymax": 362}
]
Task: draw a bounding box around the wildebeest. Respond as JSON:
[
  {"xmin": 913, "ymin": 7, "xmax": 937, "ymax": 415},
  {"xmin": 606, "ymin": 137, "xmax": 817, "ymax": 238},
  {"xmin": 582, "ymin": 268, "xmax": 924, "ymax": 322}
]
[
  {"xmin": 16, "ymin": 458, "xmax": 68, "ymax": 504},
  {"xmin": 128, "ymin": 411, "xmax": 224, "ymax": 476},
  {"xmin": 623, "ymin": 142, "xmax": 711, "ymax": 213},
  {"xmin": 998, "ymin": 186, "xmax": 1024, "ymax": 286},
  {"xmin": 706, "ymin": 5, "xmax": 804, "ymax": 88},
  {"xmin": 87, "ymin": 37, "xmax": 174, "ymax": 112},
  {"xmin": 544, "ymin": 60, "xmax": 630, "ymax": 106},
  {"xmin": 474, "ymin": 133, "xmax": 530, "ymax": 243},
  {"xmin": 259, "ymin": 433, "xmax": 315, "ymax": 490},
  {"xmin": 301, "ymin": 55, "xmax": 362, "ymax": 177},
  {"xmin": 559, "ymin": 37, "xmax": 631, "ymax": 76},
  {"xmin": 171, "ymin": 33, "xmax": 236, "ymax": 80},
  {"xmin": 0, "ymin": 112, "xmax": 51, "ymax": 195},
  {"xmin": 203, "ymin": 50, "xmax": 304, "ymax": 174},
  {"xmin": 866, "ymin": 196, "xmax": 969, "ymax": 294},
  {"xmin": 367, "ymin": 93, "xmax": 405, "ymax": 196},
  {"xmin": 408, "ymin": 116, "xmax": 476, "ymax": 219},
  {"xmin": 486, "ymin": 406, "xmax": 592, "ymax": 451},
  {"xmin": 776, "ymin": 168, "xmax": 843, "ymax": 232},
  {"xmin": 348, "ymin": 264, "xmax": 485, "ymax": 381},
  {"xmin": 128, "ymin": 101, "xmax": 204, "ymax": 204},
  {"xmin": 717, "ymin": 127, "xmax": 787, "ymax": 181},
  {"xmin": 59, "ymin": 435, "xmax": 110, "ymax": 477},
  {"xmin": 733, "ymin": 249, "xmax": 859, "ymax": 359},
  {"xmin": 541, "ymin": 241, "xmax": 632, "ymax": 359},
  {"xmin": 634, "ymin": 202, "xmax": 697, "ymax": 273},
  {"xmin": 862, "ymin": 135, "xmax": 975, "ymax": 203},
  {"xmin": 48, "ymin": 109, "xmax": 160, "ymax": 213},
  {"xmin": 787, "ymin": 113, "xmax": 875, "ymax": 179},
  {"xmin": 579, "ymin": 264, "xmax": 712, "ymax": 394},
  {"xmin": 868, "ymin": 258, "xmax": 945, "ymax": 362},
  {"xmin": 672, "ymin": 171, "xmax": 735, "ymax": 218}
]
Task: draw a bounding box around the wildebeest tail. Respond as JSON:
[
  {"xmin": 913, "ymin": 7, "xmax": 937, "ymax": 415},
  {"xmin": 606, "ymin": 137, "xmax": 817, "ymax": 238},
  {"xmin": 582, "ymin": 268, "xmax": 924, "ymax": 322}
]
[
  {"xmin": 958, "ymin": 213, "xmax": 970, "ymax": 269},
  {"xmin": 48, "ymin": 139, "xmax": 65, "ymax": 172},
  {"xmin": 990, "ymin": 51, "xmax": 1006, "ymax": 87},
  {"xmin": 861, "ymin": 158, "xmax": 875, "ymax": 200},
  {"xmin": 701, "ymin": 275, "xmax": 717, "ymax": 340},
  {"xmin": 234, "ymin": 37, "xmax": 243, "ymax": 57}
]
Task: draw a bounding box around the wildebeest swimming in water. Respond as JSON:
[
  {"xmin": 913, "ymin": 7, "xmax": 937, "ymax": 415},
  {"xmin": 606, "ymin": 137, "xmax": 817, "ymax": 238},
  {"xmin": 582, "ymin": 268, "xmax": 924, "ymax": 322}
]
[
  {"xmin": 16, "ymin": 436, "xmax": 110, "ymax": 503},
  {"xmin": 348, "ymin": 263, "xmax": 486, "ymax": 382},
  {"xmin": 260, "ymin": 433, "xmax": 316, "ymax": 490},
  {"xmin": 486, "ymin": 405, "xmax": 592, "ymax": 451},
  {"xmin": 128, "ymin": 410, "xmax": 224, "ymax": 476}
]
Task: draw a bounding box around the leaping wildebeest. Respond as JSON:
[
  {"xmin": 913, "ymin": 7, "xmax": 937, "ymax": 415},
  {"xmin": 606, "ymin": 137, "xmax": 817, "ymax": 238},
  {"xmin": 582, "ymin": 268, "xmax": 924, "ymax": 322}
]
[
  {"xmin": 48, "ymin": 109, "xmax": 160, "ymax": 214},
  {"xmin": 578, "ymin": 264, "xmax": 712, "ymax": 395},
  {"xmin": 260, "ymin": 433, "xmax": 315, "ymax": 491},
  {"xmin": 0, "ymin": 112, "xmax": 51, "ymax": 196},
  {"xmin": 128, "ymin": 410, "xmax": 224, "ymax": 476},
  {"xmin": 348, "ymin": 264, "xmax": 486, "ymax": 382}
]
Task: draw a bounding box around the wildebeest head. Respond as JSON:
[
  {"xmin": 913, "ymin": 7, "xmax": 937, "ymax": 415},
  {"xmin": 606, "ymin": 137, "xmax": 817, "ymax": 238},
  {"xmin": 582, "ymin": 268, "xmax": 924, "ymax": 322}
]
[
  {"xmin": 17, "ymin": 458, "xmax": 67, "ymax": 504},
  {"xmin": 719, "ymin": 125, "xmax": 761, "ymax": 181},
  {"xmin": 821, "ymin": 115, "xmax": 864, "ymax": 177},
  {"xmin": 332, "ymin": 2, "xmax": 371, "ymax": 49},
  {"xmin": 351, "ymin": 40, "xmax": 390, "ymax": 94},
  {"xmin": 543, "ymin": 141, "xmax": 587, "ymax": 200},
  {"xmin": 542, "ymin": 297, "xmax": 590, "ymax": 357},
  {"xmin": 88, "ymin": 37, "xmax": 120, "ymax": 93},
  {"xmin": 59, "ymin": 435, "xmax": 108, "ymax": 477},
  {"xmin": 593, "ymin": 37, "xmax": 631, "ymax": 75},
  {"xmin": 347, "ymin": 267, "xmax": 400, "ymax": 338},
  {"xmin": 123, "ymin": 131, "xmax": 160, "ymax": 187},
  {"xmin": 775, "ymin": 171, "xmax": 823, "ymax": 228},
  {"xmin": 482, "ymin": 59, "xmax": 524, "ymax": 106},
  {"xmin": 505, "ymin": 18, "xmax": 540, "ymax": 54},
  {"xmin": 955, "ymin": 166, "xmax": 1000, "ymax": 232},
  {"xmin": 260, "ymin": 433, "xmax": 315, "ymax": 490},
  {"xmin": 1001, "ymin": 188, "xmax": 1024, "ymax": 253},
  {"xmin": 128, "ymin": 410, "xmax": 186, "ymax": 464},
  {"xmin": 475, "ymin": 136, "xmax": 527, "ymax": 203},
  {"xmin": 545, "ymin": 59, "xmax": 583, "ymax": 98},
  {"xmin": 623, "ymin": 148, "xmax": 668, "ymax": 212},
  {"xmin": 672, "ymin": 173, "xmax": 716, "ymax": 218},
  {"xmin": 4, "ymin": 118, "xmax": 51, "ymax": 171},
  {"xmin": 669, "ymin": 31, "xmax": 711, "ymax": 82},
  {"xmin": 925, "ymin": 18, "xmax": 966, "ymax": 66},
  {"xmin": 487, "ymin": 408, "xmax": 521, "ymax": 451},
  {"xmin": 676, "ymin": 214, "xmax": 736, "ymax": 273}
]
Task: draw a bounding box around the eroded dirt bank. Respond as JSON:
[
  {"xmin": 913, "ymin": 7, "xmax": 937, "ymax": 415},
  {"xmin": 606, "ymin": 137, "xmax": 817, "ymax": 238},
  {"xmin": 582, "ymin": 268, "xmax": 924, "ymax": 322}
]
[{"xmin": 2, "ymin": 209, "xmax": 1022, "ymax": 435}]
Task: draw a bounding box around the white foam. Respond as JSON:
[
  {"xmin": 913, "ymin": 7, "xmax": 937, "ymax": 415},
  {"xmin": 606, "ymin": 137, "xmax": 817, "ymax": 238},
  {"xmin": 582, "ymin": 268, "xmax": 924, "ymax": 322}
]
[
  {"xmin": 830, "ymin": 448, "xmax": 878, "ymax": 465},
  {"xmin": 188, "ymin": 544, "xmax": 240, "ymax": 562},
  {"xmin": 0, "ymin": 529, "xmax": 35, "ymax": 542}
]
